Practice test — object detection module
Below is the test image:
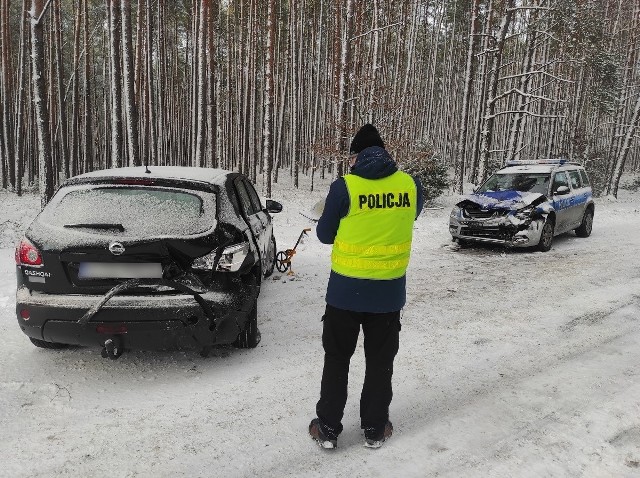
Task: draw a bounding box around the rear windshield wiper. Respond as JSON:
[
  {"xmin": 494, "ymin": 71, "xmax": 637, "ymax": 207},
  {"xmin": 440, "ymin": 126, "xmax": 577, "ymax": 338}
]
[{"xmin": 64, "ymin": 223, "xmax": 125, "ymax": 232}]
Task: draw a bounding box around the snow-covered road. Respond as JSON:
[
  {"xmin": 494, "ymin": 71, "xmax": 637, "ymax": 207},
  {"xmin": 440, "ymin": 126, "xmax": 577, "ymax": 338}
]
[{"xmin": 1, "ymin": 182, "xmax": 639, "ymax": 477}]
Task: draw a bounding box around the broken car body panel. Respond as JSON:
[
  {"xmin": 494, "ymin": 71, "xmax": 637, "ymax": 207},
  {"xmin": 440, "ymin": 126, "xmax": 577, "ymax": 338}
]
[{"xmin": 450, "ymin": 190, "xmax": 551, "ymax": 247}]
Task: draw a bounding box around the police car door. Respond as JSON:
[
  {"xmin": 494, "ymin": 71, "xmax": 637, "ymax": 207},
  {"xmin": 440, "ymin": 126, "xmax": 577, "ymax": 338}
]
[
  {"xmin": 550, "ymin": 171, "xmax": 572, "ymax": 233},
  {"xmin": 566, "ymin": 170, "xmax": 588, "ymax": 228}
]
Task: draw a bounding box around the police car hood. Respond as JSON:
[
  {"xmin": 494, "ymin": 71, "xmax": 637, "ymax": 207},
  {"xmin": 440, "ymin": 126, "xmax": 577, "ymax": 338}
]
[{"xmin": 457, "ymin": 190, "xmax": 546, "ymax": 211}]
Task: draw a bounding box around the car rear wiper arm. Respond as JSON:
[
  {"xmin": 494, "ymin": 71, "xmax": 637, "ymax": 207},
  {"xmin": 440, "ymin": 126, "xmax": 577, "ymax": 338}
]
[{"xmin": 64, "ymin": 223, "xmax": 125, "ymax": 232}]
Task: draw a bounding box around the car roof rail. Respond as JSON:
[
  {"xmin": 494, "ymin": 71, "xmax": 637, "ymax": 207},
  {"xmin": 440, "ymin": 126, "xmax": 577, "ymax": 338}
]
[{"xmin": 504, "ymin": 159, "xmax": 583, "ymax": 167}]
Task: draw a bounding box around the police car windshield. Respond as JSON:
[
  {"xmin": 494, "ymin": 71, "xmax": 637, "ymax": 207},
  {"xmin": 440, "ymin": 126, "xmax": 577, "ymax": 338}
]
[{"xmin": 478, "ymin": 173, "xmax": 550, "ymax": 195}]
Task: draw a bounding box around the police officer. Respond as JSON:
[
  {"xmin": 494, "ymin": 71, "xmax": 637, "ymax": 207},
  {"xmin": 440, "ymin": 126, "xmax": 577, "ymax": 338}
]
[{"xmin": 309, "ymin": 124, "xmax": 424, "ymax": 449}]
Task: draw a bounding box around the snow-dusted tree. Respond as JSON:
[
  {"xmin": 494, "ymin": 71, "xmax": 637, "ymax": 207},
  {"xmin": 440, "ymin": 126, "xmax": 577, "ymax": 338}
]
[
  {"xmin": 0, "ymin": 0, "xmax": 14, "ymax": 189},
  {"xmin": 477, "ymin": 0, "xmax": 515, "ymax": 184},
  {"xmin": 121, "ymin": 0, "xmax": 140, "ymax": 167},
  {"xmin": 262, "ymin": 0, "xmax": 275, "ymax": 197},
  {"xmin": 334, "ymin": 0, "xmax": 354, "ymax": 178},
  {"xmin": 107, "ymin": 0, "xmax": 123, "ymax": 168},
  {"xmin": 29, "ymin": 0, "xmax": 54, "ymax": 207},
  {"xmin": 52, "ymin": 0, "xmax": 67, "ymax": 181},
  {"xmin": 206, "ymin": 0, "xmax": 218, "ymax": 168},
  {"xmin": 13, "ymin": 0, "xmax": 28, "ymax": 195},
  {"xmin": 193, "ymin": 0, "xmax": 208, "ymax": 168},
  {"xmin": 453, "ymin": 0, "xmax": 480, "ymax": 193},
  {"xmin": 609, "ymin": 89, "xmax": 640, "ymax": 198}
]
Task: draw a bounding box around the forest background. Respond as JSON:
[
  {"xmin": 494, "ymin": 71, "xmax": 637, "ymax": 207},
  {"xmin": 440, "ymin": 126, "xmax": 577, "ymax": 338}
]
[{"xmin": 0, "ymin": 0, "xmax": 639, "ymax": 209}]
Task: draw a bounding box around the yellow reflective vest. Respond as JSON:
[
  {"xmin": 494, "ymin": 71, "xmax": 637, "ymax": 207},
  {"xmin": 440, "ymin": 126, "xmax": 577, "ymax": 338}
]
[{"xmin": 332, "ymin": 171, "xmax": 417, "ymax": 280}]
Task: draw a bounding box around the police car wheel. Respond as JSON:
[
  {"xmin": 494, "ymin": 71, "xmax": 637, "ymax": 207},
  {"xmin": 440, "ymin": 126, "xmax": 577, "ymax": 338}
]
[
  {"xmin": 538, "ymin": 220, "xmax": 554, "ymax": 252},
  {"xmin": 575, "ymin": 209, "xmax": 593, "ymax": 238}
]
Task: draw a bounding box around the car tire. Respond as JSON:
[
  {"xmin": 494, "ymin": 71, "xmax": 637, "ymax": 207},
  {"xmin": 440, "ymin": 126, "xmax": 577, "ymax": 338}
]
[
  {"xmin": 29, "ymin": 337, "xmax": 68, "ymax": 349},
  {"xmin": 537, "ymin": 219, "xmax": 554, "ymax": 252},
  {"xmin": 264, "ymin": 235, "xmax": 276, "ymax": 278},
  {"xmin": 575, "ymin": 209, "xmax": 593, "ymax": 238},
  {"xmin": 233, "ymin": 299, "xmax": 260, "ymax": 349}
]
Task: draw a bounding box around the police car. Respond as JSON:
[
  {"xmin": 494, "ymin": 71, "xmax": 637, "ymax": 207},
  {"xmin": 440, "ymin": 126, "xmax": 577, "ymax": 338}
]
[{"xmin": 449, "ymin": 159, "xmax": 594, "ymax": 251}]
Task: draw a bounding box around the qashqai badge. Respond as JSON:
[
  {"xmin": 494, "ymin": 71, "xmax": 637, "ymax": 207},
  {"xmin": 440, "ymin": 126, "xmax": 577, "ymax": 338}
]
[{"xmin": 109, "ymin": 242, "xmax": 125, "ymax": 256}]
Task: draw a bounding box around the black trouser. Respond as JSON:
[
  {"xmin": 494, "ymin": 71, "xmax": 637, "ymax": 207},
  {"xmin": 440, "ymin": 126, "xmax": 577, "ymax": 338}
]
[{"xmin": 316, "ymin": 304, "xmax": 401, "ymax": 438}]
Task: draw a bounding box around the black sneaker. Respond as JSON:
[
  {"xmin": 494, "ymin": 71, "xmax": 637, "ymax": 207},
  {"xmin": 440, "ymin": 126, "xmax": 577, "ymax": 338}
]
[
  {"xmin": 363, "ymin": 421, "xmax": 393, "ymax": 448},
  {"xmin": 309, "ymin": 418, "xmax": 337, "ymax": 449}
]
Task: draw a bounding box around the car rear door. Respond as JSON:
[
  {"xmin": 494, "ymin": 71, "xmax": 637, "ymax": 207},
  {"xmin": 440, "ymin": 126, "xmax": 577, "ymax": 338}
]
[
  {"xmin": 233, "ymin": 177, "xmax": 270, "ymax": 271},
  {"xmin": 567, "ymin": 169, "xmax": 589, "ymax": 228}
]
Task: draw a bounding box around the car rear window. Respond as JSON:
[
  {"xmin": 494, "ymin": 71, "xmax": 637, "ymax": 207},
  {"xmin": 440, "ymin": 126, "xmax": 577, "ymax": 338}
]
[{"xmin": 41, "ymin": 186, "xmax": 215, "ymax": 237}]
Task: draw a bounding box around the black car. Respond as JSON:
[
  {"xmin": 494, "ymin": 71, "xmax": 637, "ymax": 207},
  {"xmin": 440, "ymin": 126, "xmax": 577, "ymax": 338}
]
[{"xmin": 15, "ymin": 166, "xmax": 282, "ymax": 358}]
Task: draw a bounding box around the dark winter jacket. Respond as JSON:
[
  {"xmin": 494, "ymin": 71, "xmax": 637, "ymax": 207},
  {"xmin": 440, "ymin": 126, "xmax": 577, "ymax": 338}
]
[{"xmin": 316, "ymin": 146, "xmax": 424, "ymax": 313}]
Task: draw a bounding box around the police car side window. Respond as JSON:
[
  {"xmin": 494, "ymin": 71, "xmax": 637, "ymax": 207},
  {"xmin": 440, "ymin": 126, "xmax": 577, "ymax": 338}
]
[
  {"xmin": 579, "ymin": 169, "xmax": 591, "ymax": 187},
  {"xmin": 568, "ymin": 170, "xmax": 582, "ymax": 189},
  {"xmin": 552, "ymin": 172, "xmax": 569, "ymax": 192}
]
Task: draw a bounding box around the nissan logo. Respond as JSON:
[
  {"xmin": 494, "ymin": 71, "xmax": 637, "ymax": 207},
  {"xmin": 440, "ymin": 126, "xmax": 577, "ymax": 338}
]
[{"xmin": 109, "ymin": 242, "xmax": 125, "ymax": 256}]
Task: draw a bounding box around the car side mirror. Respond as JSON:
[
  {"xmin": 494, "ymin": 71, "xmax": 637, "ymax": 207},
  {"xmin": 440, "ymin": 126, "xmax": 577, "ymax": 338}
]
[
  {"xmin": 264, "ymin": 199, "xmax": 283, "ymax": 214},
  {"xmin": 554, "ymin": 185, "xmax": 570, "ymax": 195}
]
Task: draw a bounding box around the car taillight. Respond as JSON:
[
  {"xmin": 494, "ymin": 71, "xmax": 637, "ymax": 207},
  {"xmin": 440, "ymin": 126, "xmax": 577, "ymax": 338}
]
[
  {"xmin": 15, "ymin": 238, "xmax": 44, "ymax": 267},
  {"xmin": 192, "ymin": 249, "xmax": 217, "ymax": 271}
]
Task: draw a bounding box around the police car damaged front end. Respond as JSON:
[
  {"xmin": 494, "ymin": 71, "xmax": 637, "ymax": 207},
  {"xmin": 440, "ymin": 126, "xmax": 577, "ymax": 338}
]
[{"xmin": 449, "ymin": 191, "xmax": 553, "ymax": 248}]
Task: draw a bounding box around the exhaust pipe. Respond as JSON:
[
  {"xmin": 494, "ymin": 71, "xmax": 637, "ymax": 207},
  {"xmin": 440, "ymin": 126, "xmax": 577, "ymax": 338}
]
[{"xmin": 101, "ymin": 337, "xmax": 124, "ymax": 360}]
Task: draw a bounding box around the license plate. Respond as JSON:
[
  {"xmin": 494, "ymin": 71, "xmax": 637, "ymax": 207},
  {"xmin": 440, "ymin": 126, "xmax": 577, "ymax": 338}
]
[{"xmin": 79, "ymin": 262, "xmax": 163, "ymax": 279}]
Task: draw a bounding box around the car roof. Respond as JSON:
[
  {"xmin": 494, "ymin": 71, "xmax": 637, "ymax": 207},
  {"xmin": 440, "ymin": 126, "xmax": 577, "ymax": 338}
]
[
  {"xmin": 498, "ymin": 159, "xmax": 584, "ymax": 174},
  {"xmin": 67, "ymin": 166, "xmax": 232, "ymax": 186}
]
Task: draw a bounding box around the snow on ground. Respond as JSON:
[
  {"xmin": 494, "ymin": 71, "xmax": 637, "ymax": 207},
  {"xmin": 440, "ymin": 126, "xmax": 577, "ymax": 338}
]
[{"xmin": 1, "ymin": 176, "xmax": 640, "ymax": 477}]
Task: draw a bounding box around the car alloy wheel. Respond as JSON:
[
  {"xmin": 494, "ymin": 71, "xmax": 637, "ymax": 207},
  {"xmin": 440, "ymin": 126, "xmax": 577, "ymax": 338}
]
[{"xmin": 538, "ymin": 220, "xmax": 554, "ymax": 252}]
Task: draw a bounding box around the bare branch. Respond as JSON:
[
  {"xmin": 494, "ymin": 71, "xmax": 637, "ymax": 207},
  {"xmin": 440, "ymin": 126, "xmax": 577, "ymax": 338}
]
[
  {"xmin": 350, "ymin": 22, "xmax": 403, "ymax": 42},
  {"xmin": 486, "ymin": 110, "xmax": 567, "ymax": 120},
  {"xmin": 492, "ymin": 87, "xmax": 559, "ymax": 104},
  {"xmin": 34, "ymin": 0, "xmax": 53, "ymax": 25}
]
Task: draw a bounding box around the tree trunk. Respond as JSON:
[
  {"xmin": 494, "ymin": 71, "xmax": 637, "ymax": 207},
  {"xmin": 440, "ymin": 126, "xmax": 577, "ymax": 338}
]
[
  {"xmin": 453, "ymin": 0, "xmax": 480, "ymax": 193},
  {"xmin": 30, "ymin": 0, "xmax": 54, "ymax": 208},
  {"xmin": 262, "ymin": 0, "xmax": 275, "ymax": 197},
  {"xmin": 121, "ymin": 0, "xmax": 140, "ymax": 167},
  {"xmin": 610, "ymin": 91, "xmax": 640, "ymax": 197},
  {"xmin": 0, "ymin": 0, "xmax": 15, "ymax": 189},
  {"xmin": 107, "ymin": 0, "xmax": 123, "ymax": 168},
  {"xmin": 478, "ymin": 0, "xmax": 515, "ymax": 184}
]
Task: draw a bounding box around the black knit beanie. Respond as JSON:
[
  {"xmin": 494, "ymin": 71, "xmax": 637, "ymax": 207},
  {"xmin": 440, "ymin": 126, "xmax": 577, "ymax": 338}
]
[{"xmin": 349, "ymin": 124, "xmax": 385, "ymax": 155}]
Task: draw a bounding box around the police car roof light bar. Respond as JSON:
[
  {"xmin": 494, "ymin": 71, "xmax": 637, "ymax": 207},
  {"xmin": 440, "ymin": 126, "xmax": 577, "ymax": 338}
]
[{"xmin": 505, "ymin": 159, "xmax": 582, "ymax": 167}]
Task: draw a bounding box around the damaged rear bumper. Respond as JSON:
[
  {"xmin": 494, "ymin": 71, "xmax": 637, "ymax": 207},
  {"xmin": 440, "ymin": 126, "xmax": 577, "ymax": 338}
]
[{"xmin": 15, "ymin": 279, "xmax": 258, "ymax": 351}]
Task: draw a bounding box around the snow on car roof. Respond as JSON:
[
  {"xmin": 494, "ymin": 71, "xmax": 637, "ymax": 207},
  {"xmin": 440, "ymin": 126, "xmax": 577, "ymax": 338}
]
[
  {"xmin": 500, "ymin": 159, "xmax": 583, "ymax": 174},
  {"xmin": 69, "ymin": 166, "xmax": 231, "ymax": 185},
  {"xmin": 498, "ymin": 164, "xmax": 557, "ymax": 174}
]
